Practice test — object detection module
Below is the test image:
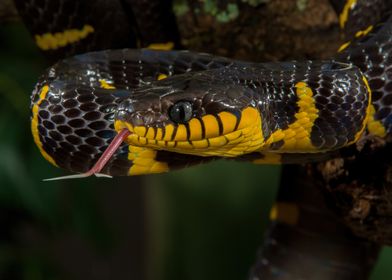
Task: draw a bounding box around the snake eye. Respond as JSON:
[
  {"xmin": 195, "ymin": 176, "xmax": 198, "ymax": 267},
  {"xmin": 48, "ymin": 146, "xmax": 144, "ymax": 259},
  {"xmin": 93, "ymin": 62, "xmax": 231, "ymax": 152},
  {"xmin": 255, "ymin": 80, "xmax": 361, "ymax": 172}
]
[{"xmin": 169, "ymin": 101, "xmax": 193, "ymax": 124}]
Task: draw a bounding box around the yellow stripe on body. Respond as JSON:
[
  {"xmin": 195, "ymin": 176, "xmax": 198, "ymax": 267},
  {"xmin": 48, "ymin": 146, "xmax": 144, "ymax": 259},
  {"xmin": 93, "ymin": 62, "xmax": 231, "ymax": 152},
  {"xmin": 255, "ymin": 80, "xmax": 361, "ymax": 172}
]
[
  {"xmin": 265, "ymin": 82, "xmax": 319, "ymax": 152},
  {"xmin": 158, "ymin": 74, "xmax": 168, "ymax": 80},
  {"xmin": 99, "ymin": 79, "xmax": 116, "ymax": 89},
  {"xmin": 31, "ymin": 85, "xmax": 58, "ymax": 167},
  {"xmin": 339, "ymin": 25, "xmax": 373, "ymax": 53},
  {"xmin": 269, "ymin": 202, "xmax": 299, "ymax": 225},
  {"xmin": 338, "ymin": 21, "xmax": 373, "ymax": 53},
  {"xmin": 367, "ymin": 104, "xmax": 387, "ymax": 137},
  {"xmin": 147, "ymin": 42, "xmax": 175, "ymax": 51},
  {"xmin": 355, "ymin": 25, "xmax": 373, "ymax": 38},
  {"xmin": 128, "ymin": 146, "xmax": 169, "ymax": 175},
  {"xmin": 349, "ymin": 76, "xmax": 373, "ymax": 143},
  {"xmin": 338, "ymin": 41, "xmax": 351, "ymax": 53},
  {"xmin": 339, "ymin": 0, "xmax": 357, "ymax": 29},
  {"xmin": 35, "ymin": 25, "xmax": 94, "ymax": 50}
]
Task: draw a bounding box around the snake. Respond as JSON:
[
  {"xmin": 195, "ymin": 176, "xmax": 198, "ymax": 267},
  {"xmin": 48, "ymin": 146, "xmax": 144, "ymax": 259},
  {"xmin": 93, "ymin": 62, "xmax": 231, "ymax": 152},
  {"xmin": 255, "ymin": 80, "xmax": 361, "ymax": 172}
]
[
  {"xmin": 12, "ymin": 0, "xmax": 392, "ymax": 278},
  {"xmin": 25, "ymin": 0, "xmax": 392, "ymax": 179}
]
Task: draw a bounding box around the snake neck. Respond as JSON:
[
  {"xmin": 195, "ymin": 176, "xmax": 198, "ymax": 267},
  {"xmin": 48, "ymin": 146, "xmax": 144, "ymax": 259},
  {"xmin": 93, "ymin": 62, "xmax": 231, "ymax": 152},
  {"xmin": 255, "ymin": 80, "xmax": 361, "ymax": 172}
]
[{"xmin": 247, "ymin": 61, "xmax": 370, "ymax": 153}]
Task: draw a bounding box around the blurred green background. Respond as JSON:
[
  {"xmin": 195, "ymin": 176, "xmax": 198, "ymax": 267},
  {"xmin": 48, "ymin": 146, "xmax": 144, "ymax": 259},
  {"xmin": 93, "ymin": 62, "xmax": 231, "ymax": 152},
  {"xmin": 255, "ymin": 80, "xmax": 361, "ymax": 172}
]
[{"xmin": 0, "ymin": 22, "xmax": 392, "ymax": 280}]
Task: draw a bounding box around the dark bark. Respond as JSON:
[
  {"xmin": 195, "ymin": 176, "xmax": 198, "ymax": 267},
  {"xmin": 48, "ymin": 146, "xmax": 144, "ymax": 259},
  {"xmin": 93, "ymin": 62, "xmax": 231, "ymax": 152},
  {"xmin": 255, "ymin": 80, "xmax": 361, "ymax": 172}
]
[
  {"xmin": 250, "ymin": 165, "xmax": 380, "ymax": 279},
  {"xmin": 0, "ymin": 0, "xmax": 19, "ymax": 24},
  {"xmin": 317, "ymin": 135, "xmax": 392, "ymax": 244},
  {"xmin": 176, "ymin": 0, "xmax": 341, "ymax": 61}
]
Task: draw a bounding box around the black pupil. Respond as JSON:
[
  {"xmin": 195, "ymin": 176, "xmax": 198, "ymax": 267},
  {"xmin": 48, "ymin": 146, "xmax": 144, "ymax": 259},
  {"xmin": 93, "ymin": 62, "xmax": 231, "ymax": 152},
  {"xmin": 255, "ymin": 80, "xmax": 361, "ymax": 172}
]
[{"xmin": 169, "ymin": 101, "xmax": 192, "ymax": 124}]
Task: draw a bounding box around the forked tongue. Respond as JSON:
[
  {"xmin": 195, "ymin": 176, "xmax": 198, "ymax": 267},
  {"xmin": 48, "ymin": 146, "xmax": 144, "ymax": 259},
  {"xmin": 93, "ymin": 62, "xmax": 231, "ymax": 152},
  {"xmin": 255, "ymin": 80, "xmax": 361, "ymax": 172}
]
[{"xmin": 44, "ymin": 129, "xmax": 131, "ymax": 181}]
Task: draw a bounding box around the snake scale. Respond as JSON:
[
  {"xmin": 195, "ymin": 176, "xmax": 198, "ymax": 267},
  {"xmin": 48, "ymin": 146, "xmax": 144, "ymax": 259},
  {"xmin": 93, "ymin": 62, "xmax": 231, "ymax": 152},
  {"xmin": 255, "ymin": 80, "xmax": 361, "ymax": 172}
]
[{"xmin": 13, "ymin": 0, "xmax": 392, "ymax": 279}]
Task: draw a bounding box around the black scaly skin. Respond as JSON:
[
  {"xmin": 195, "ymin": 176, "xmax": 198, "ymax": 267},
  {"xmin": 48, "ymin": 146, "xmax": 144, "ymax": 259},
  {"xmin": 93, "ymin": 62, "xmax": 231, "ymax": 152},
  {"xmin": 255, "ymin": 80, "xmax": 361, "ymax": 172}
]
[
  {"xmin": 336, "ymin": 10, "xmax": 392, "ymax": 131},
  {"xmin": 33, "ymin": 84, "xmax": 130, "ymax": 176},
  {"xmin": 43, "ymin": 49, "xmax": 233, "ymax": 90},
  {"xmin": 14, "ymin": 0, "xmax": 137, "ymax": 62},
  {"xmin": 13, "ymin": 0, "xmax": 181, "ymax": 63},
  {"xmin": 32, "ymin": 51, "xmax": 368, "ymax": 175},
  {"xmin": 329, "ymin": 0, "xmax": 391, "ymax": 38}
]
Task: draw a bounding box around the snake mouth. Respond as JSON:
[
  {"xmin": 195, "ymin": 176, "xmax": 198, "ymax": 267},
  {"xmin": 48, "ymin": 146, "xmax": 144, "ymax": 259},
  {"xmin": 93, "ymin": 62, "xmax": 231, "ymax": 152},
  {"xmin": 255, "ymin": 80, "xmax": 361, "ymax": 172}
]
[{"xmin": 114, "ymin": 106, "xmax": 265, "ymax": 157}]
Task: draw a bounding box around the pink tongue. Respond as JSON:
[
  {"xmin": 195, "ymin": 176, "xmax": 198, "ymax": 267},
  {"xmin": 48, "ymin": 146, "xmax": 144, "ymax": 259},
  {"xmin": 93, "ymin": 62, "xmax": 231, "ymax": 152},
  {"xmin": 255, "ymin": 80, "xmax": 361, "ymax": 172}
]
[{"xmin": 44, "ymin": 128, "xmax": 131, "ymax": 181}]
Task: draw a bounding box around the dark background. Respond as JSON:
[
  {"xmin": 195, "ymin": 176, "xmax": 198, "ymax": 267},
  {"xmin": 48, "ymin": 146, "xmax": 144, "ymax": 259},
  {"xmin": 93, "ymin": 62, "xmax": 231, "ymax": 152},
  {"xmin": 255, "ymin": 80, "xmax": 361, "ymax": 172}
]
[{"xmin": 1, "ymin": 0, "xmax": 392, "ymax": 279}]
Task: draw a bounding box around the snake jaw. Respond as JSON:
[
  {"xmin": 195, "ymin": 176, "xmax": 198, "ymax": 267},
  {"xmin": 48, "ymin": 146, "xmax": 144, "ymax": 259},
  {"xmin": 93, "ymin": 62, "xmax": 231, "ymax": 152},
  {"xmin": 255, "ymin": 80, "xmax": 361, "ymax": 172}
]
[
  {"xmin": 43, "ymin": 128, "xmax": 131, "ymax": 181},
  {"xmin": 114, "ymin": 107, "xmax": 265, "ymax": 157}
]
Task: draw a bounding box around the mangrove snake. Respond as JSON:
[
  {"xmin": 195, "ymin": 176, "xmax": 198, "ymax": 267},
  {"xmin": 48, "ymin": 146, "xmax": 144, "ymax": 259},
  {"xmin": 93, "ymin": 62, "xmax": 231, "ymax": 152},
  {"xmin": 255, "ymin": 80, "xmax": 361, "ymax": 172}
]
[
  {"xmin": 13, "ymin": 0, "xmax": 392, "ymax": 278},
  {"xmin": 25, "ymin": 1, "xmax": 392, "ymax": 179}
]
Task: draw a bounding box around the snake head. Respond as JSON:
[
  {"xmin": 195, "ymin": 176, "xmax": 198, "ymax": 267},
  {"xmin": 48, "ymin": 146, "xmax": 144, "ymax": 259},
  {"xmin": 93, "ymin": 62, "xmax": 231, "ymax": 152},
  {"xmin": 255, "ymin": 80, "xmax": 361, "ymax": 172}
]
[
  {"xmin": 114, "ymin": 67, "xmax": 265, "ymax": 157},
  {"xmin": 114, "ymin": 61, "xmax": 372, "ymax": 156}
]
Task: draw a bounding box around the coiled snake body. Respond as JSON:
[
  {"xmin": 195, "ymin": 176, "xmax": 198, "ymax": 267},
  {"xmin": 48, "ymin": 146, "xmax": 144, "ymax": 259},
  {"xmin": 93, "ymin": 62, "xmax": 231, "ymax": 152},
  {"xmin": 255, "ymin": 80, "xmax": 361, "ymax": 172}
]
[
  {"xmin": 13, "ymin": 0, "xmax": 392, "ymax": 278},
  {"xmin": 29, "ymin": 1, "xmax": 392, "ymax": 178}
]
